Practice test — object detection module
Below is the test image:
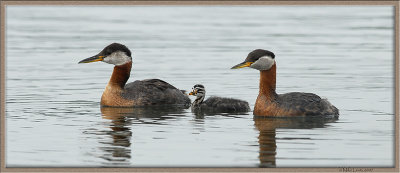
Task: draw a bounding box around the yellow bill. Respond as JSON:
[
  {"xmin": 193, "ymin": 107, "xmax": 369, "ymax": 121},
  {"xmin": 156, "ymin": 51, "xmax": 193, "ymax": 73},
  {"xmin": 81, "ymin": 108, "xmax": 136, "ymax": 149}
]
[
  {"xmin": 231, "ymin": 61, "xmax": 253, "ymax": 69},
  {"xmin": 189, "ymin": 90, "xmax": 197, "ymax": 95},
  {"xmin": 78, "ymin": 55, "xmax": 104, "ymax": 64}
]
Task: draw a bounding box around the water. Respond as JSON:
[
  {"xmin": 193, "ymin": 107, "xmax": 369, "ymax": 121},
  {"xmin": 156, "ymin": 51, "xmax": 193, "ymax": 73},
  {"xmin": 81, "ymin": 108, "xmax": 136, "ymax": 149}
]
[{"xmin": 5, "ymin": 6, "xmax": 395, "ymax": 167}]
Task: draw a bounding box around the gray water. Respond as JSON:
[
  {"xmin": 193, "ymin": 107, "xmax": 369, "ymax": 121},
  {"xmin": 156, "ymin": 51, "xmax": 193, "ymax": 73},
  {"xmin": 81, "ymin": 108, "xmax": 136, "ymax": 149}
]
[{"xmin": 5, "ymin": 6, "xmax": 395, "ymax": 167}]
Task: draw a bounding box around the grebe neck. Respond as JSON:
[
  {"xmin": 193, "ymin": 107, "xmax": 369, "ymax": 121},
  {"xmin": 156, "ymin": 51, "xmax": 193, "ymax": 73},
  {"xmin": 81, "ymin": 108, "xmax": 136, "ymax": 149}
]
[
  {"xmin": 108, "ymin": 61, "xmax": 132, "ymax": 89},
  {"xmin": 259, "ymin": 63, "xmax": 277, "ymax": 99},
  {"xmin": 193, "ymin": 95, "xmax": 205, "ymax": 106}
]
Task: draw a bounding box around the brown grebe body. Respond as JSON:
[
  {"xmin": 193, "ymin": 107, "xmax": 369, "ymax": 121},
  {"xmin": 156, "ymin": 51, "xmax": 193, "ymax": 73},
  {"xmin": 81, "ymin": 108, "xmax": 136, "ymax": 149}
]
[
  {"xmin": 232, "ymin": 49, "xmax": 339, "ymax": 117},
  {"xmin": 79, "ymin": 43, "xmax": 190, "ymax": 107}
]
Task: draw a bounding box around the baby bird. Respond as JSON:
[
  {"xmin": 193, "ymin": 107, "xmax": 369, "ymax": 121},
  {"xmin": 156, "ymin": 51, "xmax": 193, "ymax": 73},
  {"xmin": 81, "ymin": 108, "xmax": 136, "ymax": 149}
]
[{"xmin": 188, "ymin": 84, "xmax": 250, "ymax": 113}]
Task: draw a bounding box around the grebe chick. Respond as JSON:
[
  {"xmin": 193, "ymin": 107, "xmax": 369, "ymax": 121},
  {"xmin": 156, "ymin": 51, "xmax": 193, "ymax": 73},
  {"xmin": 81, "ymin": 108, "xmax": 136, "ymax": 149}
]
[
  {"xmin": 188, "ymin": 84, "xmax": 250, "ymax": 113},
  {"xmin": 231, "ymin": 49, "xmax": 339, "ymax": 117},
  {"xmin": 79, "ymin": 43, "xmax": 190, "ymax": 107}
]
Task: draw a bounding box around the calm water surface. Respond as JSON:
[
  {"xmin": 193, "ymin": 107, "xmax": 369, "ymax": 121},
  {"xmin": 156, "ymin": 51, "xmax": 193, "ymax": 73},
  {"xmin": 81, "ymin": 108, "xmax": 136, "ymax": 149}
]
[{"xmin": 5, "ymin": 6, "xmax": 394, "ymax": 167}]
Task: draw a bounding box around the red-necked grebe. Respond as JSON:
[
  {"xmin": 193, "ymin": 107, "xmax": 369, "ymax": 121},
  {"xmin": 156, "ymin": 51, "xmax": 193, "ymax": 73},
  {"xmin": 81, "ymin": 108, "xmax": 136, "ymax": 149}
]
[
  {"xmin": 231, "ymin": 49, "xmax": 339, "ymax": 117},
  {"xmin": 79, "ymin": 43, "xmax": 190, "ymax": 107},
  {"xmin": 189, "ymin": 84, "xmax": 250, "ymax": 113}
]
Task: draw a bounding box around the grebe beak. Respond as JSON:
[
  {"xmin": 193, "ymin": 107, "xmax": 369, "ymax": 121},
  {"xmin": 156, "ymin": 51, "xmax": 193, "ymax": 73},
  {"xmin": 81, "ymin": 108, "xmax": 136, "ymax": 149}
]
[
  {"xmin": 78, "ymin": 55, "xmax": 105, "ymax": 64},
  {"xmin": 188, "ymin": 90, "xmax": 197, "ymax": 95},
  {"xmin": 231, "ymin": 61, "xmax": 253, "ymax": 69}
]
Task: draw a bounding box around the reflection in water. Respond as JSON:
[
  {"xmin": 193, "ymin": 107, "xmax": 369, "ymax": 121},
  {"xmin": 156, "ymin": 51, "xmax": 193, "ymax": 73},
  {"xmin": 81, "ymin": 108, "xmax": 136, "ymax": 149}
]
[
  {"xmin": 254, "ymin": 116, "xmax": 338, "ymax": 167},
  {"xmin": 192, "ymin": 109, "xmax": 250, "ymax": 120},
  {"xmin": 99, "ymin": 106, "xmax": 189, "ymax": 164},
  {"xmin": 100, "ymin": 107, "xmax": 133, "ymax": 164}
]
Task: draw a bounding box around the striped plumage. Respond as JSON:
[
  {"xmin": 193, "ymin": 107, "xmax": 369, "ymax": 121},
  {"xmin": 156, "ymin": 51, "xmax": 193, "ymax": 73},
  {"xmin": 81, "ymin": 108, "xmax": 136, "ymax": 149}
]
[{"xmin": 189, "ymin": 84, "xmax": 250, "ymax": 113}]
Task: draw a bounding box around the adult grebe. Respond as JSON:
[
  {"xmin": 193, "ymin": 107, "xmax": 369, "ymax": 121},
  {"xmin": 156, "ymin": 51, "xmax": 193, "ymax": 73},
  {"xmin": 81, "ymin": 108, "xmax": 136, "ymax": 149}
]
[
  {"xmin": 189, "ymin": 84, "xmax": 250, "ymax": 113},
  {"xmin": 78, "ymin": 43, "xmax": 190, "ymax": 107},
  {"xmin": 231, "ymin": 49, "xmax": 339, "ymax": 117}
]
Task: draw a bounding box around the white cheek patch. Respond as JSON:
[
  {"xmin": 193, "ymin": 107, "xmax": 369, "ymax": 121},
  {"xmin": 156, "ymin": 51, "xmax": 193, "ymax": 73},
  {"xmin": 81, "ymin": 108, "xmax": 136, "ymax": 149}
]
[
  {"xmin": 250, "ymin": 56, "xmax": 275, "ymax": 70},
  {"xmin": 103, "ymin": 51, "xmax": 132, "ymax": 66}
]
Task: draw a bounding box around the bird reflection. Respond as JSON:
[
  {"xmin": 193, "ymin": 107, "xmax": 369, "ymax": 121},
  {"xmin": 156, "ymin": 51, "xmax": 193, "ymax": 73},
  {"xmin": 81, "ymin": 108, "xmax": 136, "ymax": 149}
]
[
  {"xmin": 254, "ymin": 116, "xmax": 338, "ymax": 167},
  {"xmin": 99, "ymin": 105, "xmax": 189, "ymax": 165},
  {"xmin": 192, "ymin": 110, "xmax": 250, "ymax": 120},
  {"xmin": 100, "ymin": 107, "xmax": 133, "ymax": 163}
]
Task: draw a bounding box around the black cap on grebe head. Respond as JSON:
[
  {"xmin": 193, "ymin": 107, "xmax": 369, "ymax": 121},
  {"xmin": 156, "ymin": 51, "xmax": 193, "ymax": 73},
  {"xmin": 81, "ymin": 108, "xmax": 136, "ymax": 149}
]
[
  {"xmin": 245, "ymin": 49, "xmax": 275, "ymax": 62},
  {"xmin": 79, "ymin": 43, "xmax": 132, "ymax": 66},
  {"xmin": 231, "ymin": 49, "xmax": 275, "ymax": 71},
  {"xmin": 99, "ymin": 43, "xmax": 131, "ymax": 57}
]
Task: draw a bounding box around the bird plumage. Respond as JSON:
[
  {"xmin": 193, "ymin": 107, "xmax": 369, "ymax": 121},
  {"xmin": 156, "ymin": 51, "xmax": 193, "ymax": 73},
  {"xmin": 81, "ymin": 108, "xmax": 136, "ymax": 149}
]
[
  {"xmin": 79, "ymin": 43, "xmax": 190, "ymax": 107},
  {"xmin": 189, "ymin": 84, "xmax": 250, "ymax": 113},
  {"xmin": 232, "ymin": 49, "xmax": 339, "ymax": 117},
  {"xmin": 122, "ymin": 79, "xmax": 190, "ymax": 106}
]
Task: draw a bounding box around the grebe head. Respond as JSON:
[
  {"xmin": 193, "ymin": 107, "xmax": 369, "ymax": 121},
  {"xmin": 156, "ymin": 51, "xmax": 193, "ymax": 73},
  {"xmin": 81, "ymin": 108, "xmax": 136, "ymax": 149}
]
[
  {"xmin": 231, "ymin": 49, "xmax": 275, "ymax": 71},
  {"xmin": 189, "ymin": 84, "xmax": 206, "ymax": 97},
  {"xmin": 188, "ymin": 84, "xmax": 206, "ymax": 104},
  {"xmin": 78, "ymin": 43, "xmax": 132, "ymax": 66}
]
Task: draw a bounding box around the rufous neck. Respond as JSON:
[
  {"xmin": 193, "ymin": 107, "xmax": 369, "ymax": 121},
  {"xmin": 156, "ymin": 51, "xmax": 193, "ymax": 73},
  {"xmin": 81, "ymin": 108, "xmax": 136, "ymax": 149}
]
[
  {"xmin": 259, "ymin": 63, "xmax": 277, "ymax": 99},
  {"xmin": 108, "ymin": 61, "xmax": 132, "ymax": 89}
]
